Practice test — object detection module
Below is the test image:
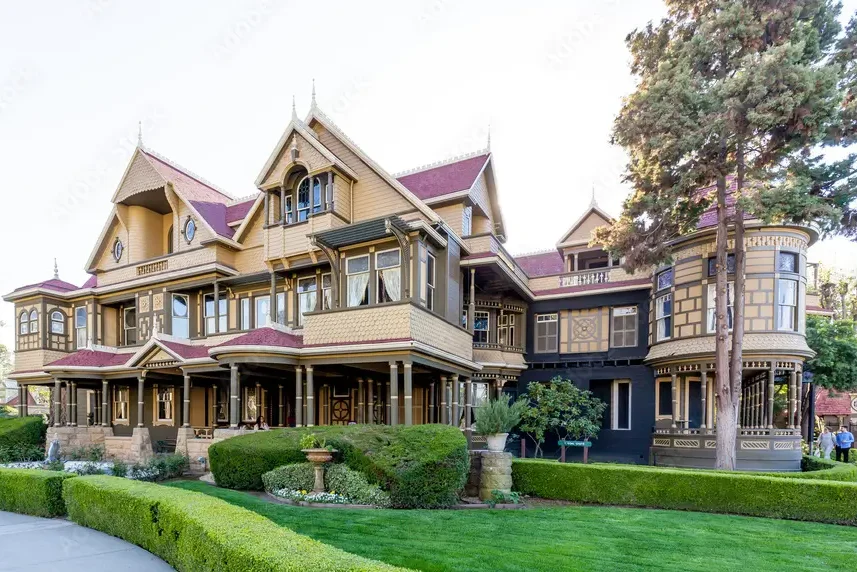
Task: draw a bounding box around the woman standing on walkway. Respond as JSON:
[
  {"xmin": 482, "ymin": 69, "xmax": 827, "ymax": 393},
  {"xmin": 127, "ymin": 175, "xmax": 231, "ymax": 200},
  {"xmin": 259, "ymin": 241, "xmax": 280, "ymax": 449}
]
[{"xmin": 817, "ymin": 427, "xmax": 836, "ymax": 460}]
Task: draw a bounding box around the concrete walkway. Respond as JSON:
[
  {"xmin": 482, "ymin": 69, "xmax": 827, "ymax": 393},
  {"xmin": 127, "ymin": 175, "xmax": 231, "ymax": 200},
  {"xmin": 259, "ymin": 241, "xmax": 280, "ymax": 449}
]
[{"xmin": 0, "ymin": 511, "xmax": 174, "ymax": 571}]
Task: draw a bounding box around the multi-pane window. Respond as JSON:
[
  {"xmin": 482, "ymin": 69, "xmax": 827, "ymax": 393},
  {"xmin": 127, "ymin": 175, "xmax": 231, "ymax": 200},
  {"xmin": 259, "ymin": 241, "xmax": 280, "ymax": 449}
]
[
  {"xmin": 123, "ymin": 307, "xmax": 137, "ymax": 345},
  {"xmin": 706, "ymin": 283, "xmax": 735, "ymax": 333},
  {"xmin": 297, "ymin": 178, "xmax": 310, "ymax": 222},
  {"xmin": 611, "ymin": 306, "xmax": 638, "ymax": 348},
  {"xmin": 276, "ymin": 292, "xmax": 286, "ymax": 324},
  {"xmin": 534, "ymin": 313, "xmax": 558, "ymax": 353},
  {"xmin": 346, "ymin": 255, "xmax": 370, "ymax": 307},
  {"xmin": 778, "ymin": 279, "xmax": 798, "ymax": 331},
  {"xmin": 298, "ymin": 277, "xmax": 317, "ymax": 326},
  {"xmin": 172, "ymin": 295, "xmax": 189, "ymax": 339},
  {"xmin": 322, "ymin": 273, "xmax": 333, "ymax": 310},
  {"xmin": 376, "ymin": 249, "xmax": 402, "ymax": 303},
  {"xmin": 75, "ymin": 307, "xmax": 88, "ymax": 348},
  {"xmin": 284, "ymin": 195, "xmax": 293, "ymax": 224},
  {"xmin": 708, "ymin": 253, "xmax": 736, "ymax": 276},
  {"xmin": 656, "ymin": 268, "xmax": 673, "ymax": 291},
  {"xmin": 50, "ymin": 311, "xmax": 65, "ymax": 334},
  {"xmin": 656, "ymin": 379, "xmax": 673, "ymax": 418},
  {"xmin": 204, "ymin": 294, "xmax": 227, "ymax": 335},
  {"xmin": 612, "ymin": 380, "xmax": 631, "ymax": 430},
  {"xmin": 462, "ymin": 206, "xmax": 473, "ymax": 236},
  {"xmin": 498, "ymin": 314, "xmax": 516, "ymax": 347},
  {"xmin": 420, "ymin": 249, "xmax": 436, "ymax": 311},
  {"xmin": 473, "ymin": 311, "xmax": 490, "ymax": 344},
  {"xmin": 655, "ymin": 294, "xmax": 672, "ymax": 341},
  {"xmin": 312, "ymin": 179, "xmax": 323, "ymax": 214},
  {"xmin": 113, "ymin": 387, "xmax": 129, "ymax": 422},
  {"xmin": 156, "ymin": 387, "xmax": 173, "ymax": 422},
  {"xmin": 240, "ymin": 298, "xmax": 251, "ymax": 330},
  {"xmin": 255, "ymin": 295, "xmax": 271, "ymax": 328},
  {"xmin": 778, "ymin": 251, "xmax": 798, "ymax": 273},
  {"xmin": 19, "ymin": 312, "xmax": 28, "ymax": 335},
  {"xmin": 29, "ymin": 310, "xmax": 38, "ymax": 334}
]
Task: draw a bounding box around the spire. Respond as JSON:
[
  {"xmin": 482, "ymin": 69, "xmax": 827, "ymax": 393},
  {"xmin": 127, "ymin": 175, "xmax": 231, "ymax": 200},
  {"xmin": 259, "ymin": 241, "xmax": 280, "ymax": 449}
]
[
  {"xmin": 590, "ymin": 185, "xmax": 597, "ymax": 207},
  {"xmin": 53, "ymin": 258, "xmax": 59, "ymax": 280},
  {"xmin": 486, "ymin": 123, "xmax": 491, "ymax": 150},
  {"xmin": 311, "ymin": 78, "xmax": 316, "ymax": 108},
  {"xmin": 137, "ymin": 121, "xmax": 143, "ymax": 147},
  {"xmin": 291, "ymin": 95, "xmax": 298, "ymax": 121}
]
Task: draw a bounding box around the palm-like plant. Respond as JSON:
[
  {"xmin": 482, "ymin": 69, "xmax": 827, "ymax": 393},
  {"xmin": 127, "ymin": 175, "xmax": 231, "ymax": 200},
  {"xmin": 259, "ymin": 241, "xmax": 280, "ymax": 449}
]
[{"xmin": 473, "ymin": 396, "xmax": 527, "ymax": 435}]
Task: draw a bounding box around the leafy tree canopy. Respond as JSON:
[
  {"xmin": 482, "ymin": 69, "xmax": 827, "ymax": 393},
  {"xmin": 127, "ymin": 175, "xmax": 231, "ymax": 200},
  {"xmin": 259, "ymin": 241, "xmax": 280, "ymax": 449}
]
[{"xmin": 805, "ymin": 314, "xmax": 857, "ymax": 391}]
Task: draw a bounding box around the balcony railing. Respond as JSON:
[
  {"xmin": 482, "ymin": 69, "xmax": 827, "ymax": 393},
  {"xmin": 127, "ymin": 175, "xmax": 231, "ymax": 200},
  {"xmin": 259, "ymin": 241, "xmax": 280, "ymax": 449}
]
[
  {"xmin": 472, "ymin": 341, "xmax": 524, "ymax": 353},
  {"xmin": 137, "ymin": 260, "xmax": 169, "ymax": 276},
  {"xmin": 559, "ymin": 268, "xmax": 611, "ymax": 287}
]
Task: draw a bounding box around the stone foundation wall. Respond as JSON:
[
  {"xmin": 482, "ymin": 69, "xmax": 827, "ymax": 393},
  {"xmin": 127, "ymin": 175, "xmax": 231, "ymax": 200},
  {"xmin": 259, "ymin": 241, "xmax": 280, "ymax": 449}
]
[
  {"xmin": 478, "ymin": 451, "xmax": 512, "ymax": 501},
  {"xmin": 104, "ymin": 428, "xmax": 153, "ymax": 465},
  {"xmin": 46, "ymin": 426, "xmax": 113, "ymax": 456},
  {"xmin": 176, "ymin": 427, "xmax": 216, "ymax": 473}
]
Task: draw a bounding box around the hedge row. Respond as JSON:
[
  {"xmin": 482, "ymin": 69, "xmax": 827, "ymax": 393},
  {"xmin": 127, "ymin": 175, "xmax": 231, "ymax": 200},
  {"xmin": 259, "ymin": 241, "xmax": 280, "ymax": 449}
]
[
  {"xmin": 209, "ymin": 424, "xmax": 469, "ymax": 508},
  {"xmin": 794, "ymin": 455, "xmax": 857, "ymax": 481},
  {"xmin": 62, "ymin": 476, "xmax": 409, "ymax": 572},
  {"xmin": 0, "ymin": 416, "xmax": 46, "ymax": 449},
  {"xmin": 512, "ymin": 460, "xmax": 857, "ymax": 525},
  {"xmin": 0, "ymin": 468, "xmax": 75, "ymax": 517}
]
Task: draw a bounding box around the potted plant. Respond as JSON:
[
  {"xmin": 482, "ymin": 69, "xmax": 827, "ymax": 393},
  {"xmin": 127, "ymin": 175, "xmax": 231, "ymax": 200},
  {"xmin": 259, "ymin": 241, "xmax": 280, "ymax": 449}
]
[
  {"xmin": 473, "ymin": 396, "xmax": 527, "ymax": 452},
  {"xmin": 300, "ymin": 433, "xmax": 337, "ymax": 493}
]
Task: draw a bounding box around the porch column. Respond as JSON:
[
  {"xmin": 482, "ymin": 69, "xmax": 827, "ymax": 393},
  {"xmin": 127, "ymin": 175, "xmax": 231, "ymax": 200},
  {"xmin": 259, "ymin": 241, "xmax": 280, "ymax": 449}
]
[
  {"xmin": 452, "ymin": 374, "xmax": 460, "ymax": 427},
  {"xmin": 229, "ymin": 364, "xmax": 240, "ymax": 428},
  {"xmin": 213, "ymin": 281, "xmax": 220, "ymax": 333},
  {"xmin": 367, "ymin": 378, "xmax": 375, "ymax": 424},
  {"xmin": 254, "ymin": 382, "xmax": 261, "ymax": 422},
  {"xmin": 385, "ymin": 379, "xmax": 392, "ymax": 425},
  {"xmin": 182, "ymin": 373, "xmax": 191, "ymax": 428},
  {"xmin": 573, "ymin": 252, "xmax": 579, "ymax": 272},
  {"xmin": 389, "ymin": 362, "xmax": 399, "ymax": 425},
  {"xmin": 65, "ymin": 382, "xmax": 72, "ymax": 426},
  {"xmin": 767, "ymin": 367, "xmax": 775, "ymax": 430},
  {"xmin": 429, "ymin": 381, "xmax": 435, "ymax": 424},
  {"xmin": 464, "ymin": 377, "xmax": 472, "ymax": 434},
  {"xmin": 71, "ymin": 382, "xmax": 78, "ymax": 426},
  {"xmin": 795, "ymin": 366, "xmax": 803, "ymax": 428},
  {"xmin": 306, "ymin": 366, "xmax": 315, "ymax": 427},
  {"xmin": 295, "ymin": 366, "xmax": 304, "ymax": 427},
  {"xmin": 404, "ymin": 362, "xmax": 413, "ymax": 426},
  {"xmin": 17, "ymin": 386, "xmax": 24, "ymax": 417},
  {"xmin": 788, "ymin": 369, "xmax": 797, "ymax": 430},
  {"xmin": 54, "ymin": 379, "xmax": 62, "ymax": 427},
  {"xmin": 357, "ymin": 378, "xmax": 365, "ymax": 424},
  {"xmin": 136, "ymin": 376, "xmax": 145, "ymax": 428},
  {"xmin": 278, "ymin": 384, "xmax": 284, "ymax": 427},
  {"xmin": 439, "ymin": 376, "xmax": 448, "ymax": 425},
  {"xmin": 102, "ymin": 380, "xmax": 109, "ymax": 427},
  {"xmin": 700, "ymin": 370, "xmax": 707, "ymax": 430},
  {"xmin": 468, "ymin": 269, "xmax": 476, "ymax": 333},
  {"xmin": 270, "ymin": 272, "xmax": 278, "ymax": 324},
  {"xmin": 670, "ymin": 372, "xmax": 677, "ymax": 429}
]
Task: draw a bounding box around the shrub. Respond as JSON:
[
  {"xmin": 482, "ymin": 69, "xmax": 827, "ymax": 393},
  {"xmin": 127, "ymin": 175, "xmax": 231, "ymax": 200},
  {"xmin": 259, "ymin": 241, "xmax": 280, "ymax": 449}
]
[
  {"xmin": 0, "ymin": 468, "xmax": 75, "ymax": 517},
  {"xmin": 473, "ymin": 397, "xmax": 527, "ymax": 435},
  {"xmin": 129, "ymin": 454, "xmax": 189, "ymax": 481},
  {"xmin": 262, "ymin": 463, "xmax": 315, "ymax": 493},
  {"xmin": 111, "ymin": 459, "xmax": 128, "ymax": 478},
  {"xmin": 325, "ymin": 463, "xmax": 391, "ymax": 507},
  {"xmin": 66, "ymin": 444, "xmax": 105, "ymax": 462},
  {"xmin": 0, "ymin": 416, "xmax": 46, "ymax": 459},
  {"xmin": 62, "ymin": 476, "xmax": 409, "ymax": 571},
  {"xmin": 512, "ymin": 460, "xmax": 857, "ymax": 525},
  {"xmin": 209, "ymin": 425, "xmax": 468, "ymax": 508},
  {"xmin": 795, "ymin": 455, "xmax": 857, "ymax": 481},
  {"xmin": 0, "ymin": 443, "xmax": 45, "ymax": 463}
]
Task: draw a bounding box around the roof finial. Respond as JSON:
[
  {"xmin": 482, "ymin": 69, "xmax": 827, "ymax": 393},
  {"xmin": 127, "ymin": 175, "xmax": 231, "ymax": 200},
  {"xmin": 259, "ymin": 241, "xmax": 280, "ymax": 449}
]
[
  {"xmin": 53, "ymin": 258, "xmax": 59, "ymax": 280},
  {"xmin": 590, "ymin": 184, "xmax": 597, "ymax": 207},
  {"xmin": 487, "ymin": 123, "xmax": 491, "ymax": 150},
  {"xmin": 311, "ymin": 78, "xmax": 316, "ymax": 107},
  {"xmin": 291, "ymin": 95, "xmax": 297, "ymax": 121},
  {"xmin": 137, "ymin": 121, "xmax": 143, "ymax": 147}
]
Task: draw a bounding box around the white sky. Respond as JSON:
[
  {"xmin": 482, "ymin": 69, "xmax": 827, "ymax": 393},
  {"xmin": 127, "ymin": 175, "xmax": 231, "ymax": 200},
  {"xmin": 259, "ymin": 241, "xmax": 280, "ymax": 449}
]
[{"xmin": 0, "ymin": 0, "xmax": 855, "ymax": 354}]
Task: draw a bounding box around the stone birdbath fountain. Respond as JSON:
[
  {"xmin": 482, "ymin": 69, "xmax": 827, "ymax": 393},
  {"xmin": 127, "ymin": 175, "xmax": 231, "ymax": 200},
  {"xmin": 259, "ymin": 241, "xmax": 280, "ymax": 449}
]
[{"xmin": 300, "ymin": 434, "xmax": 337, "ymax": 493}]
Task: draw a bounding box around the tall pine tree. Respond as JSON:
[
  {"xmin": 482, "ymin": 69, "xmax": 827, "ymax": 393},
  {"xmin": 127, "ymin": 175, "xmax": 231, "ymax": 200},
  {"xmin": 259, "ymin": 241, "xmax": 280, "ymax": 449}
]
[{"xmin": 596, "ymin": 0, "xmax": 857, "ymax": 469}]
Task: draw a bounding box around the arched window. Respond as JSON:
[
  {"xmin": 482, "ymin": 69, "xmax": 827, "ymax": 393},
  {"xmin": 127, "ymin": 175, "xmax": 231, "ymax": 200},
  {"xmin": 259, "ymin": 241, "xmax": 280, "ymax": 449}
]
[
  {"xmin": 29, "ymin": 310, "xmax": 38, "ymax": 334},
  {"xmin": 51, "ymin": 311, "xmax": 65, "ymax": 334},
  {"xmin": 167, "ymin": 225, "xmax": 174, "ymax": 254},
  {"xmin": 19, "ymin": 311, "xmax": 28, "ymax": 335},
  {"xmin": 297, "ymin": 178, "xmax": 310, "ymax": 222}
]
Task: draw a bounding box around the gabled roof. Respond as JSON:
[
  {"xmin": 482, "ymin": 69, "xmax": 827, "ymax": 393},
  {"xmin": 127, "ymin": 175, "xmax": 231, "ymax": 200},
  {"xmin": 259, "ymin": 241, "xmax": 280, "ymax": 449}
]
[
  {"xmin": 140, "ymin": 149, "xmax": 234, "ymax": 204},
  {"xmin": 815, "ymin": 391, "xmax": 854, "ymax": 416},
  {"xmin": 514, "ymin": 250, "xmax": 565, "ymax": 278},
  {"xmin": 11, "ymin": 278, "xmax": 79, "ymax": 294},
  {"xmin": 46, "ymin": 349, "xmax": 133, "ymax": 368},
  {"xmin": 226, "ymin": 197, "xmax": 258, "ymax": 225},
  {"xmin": 214, "ymin": 327, "xmax": 304, "ymax": 349},
  {"xmin": 397, "ymin": 153, "xmax": 490, "ymax": 201},
  {"xmin": 556, "ymin": 200, "xmax": 614, "ymax": 248},
  {"xmin": 127, "ymin": 336, "xmax": 214, "ymax": 367}
]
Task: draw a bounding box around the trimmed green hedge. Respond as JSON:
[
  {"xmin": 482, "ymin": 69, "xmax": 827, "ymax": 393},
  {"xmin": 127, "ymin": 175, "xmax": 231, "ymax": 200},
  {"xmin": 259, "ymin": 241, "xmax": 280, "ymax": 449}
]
[
  {"xmin": 512, "ymin": 460, "xmax": 857, "ymax": 525},
  {"xmin": 0, "ymin": 468, "xmax": 75, "ymax": 517},
  {"xmin": 209, "ymin": 425, "xmax": 468, "ymax": 508},
  {"xmin": 0, "ymin": 416, "xmax": 46, "ymax": 461},
  {"xmin": 794, "ymin": 455, "xmax": 857, "ymax": 481},
  {"xmin": 63, "ymin": 476, "xmax": 409, "ymax": 571}
]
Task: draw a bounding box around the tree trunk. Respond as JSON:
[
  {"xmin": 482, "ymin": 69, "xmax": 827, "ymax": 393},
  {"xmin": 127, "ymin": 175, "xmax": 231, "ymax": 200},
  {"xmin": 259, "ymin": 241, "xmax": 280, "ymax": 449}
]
[
  {"xmin": 727, "ymin": 153, "xmax": 747, "ymax": 468},
  {"xmin": 714, "ymin": 172, "xmax": 737, "ymax": 470}
]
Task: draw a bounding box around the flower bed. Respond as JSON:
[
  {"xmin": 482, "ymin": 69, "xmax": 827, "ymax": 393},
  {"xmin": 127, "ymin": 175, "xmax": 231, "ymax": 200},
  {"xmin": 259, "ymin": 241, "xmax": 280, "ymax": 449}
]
[
  {"xmin": 0, "ymin": 453, "xmax": 188, "ymax": 481},
  {"xmin": 271, "ymin": 489, "xmax": 355, "ymax": 505}
]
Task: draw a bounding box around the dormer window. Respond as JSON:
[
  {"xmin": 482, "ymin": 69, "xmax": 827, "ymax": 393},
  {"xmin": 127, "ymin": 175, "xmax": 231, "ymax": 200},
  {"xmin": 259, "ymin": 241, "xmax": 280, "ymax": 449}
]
[
  {"xmin": 183, "ymin": 218, "xmax": 196, "ymax": 243},
  {"xmin": 112, "ymin": 238, "xmax": 124, "ymax": 262},
  {"xmin": 29, "ymin": 310, "xmax": 38, "ymax": 334},
  {"xmin": 19, "ymin": 311, "xmax": 28, "ymax": 335}
]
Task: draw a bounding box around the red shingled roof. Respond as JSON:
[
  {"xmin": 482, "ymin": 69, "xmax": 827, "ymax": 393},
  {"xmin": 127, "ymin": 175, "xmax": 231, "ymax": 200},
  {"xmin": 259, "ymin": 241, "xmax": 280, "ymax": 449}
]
[
  {"xmin": 216, "ymin": 328, "xmax": 304, "ymax": 349},
  {"xmin": 12, "ymin": 278, "xmax": 80, "ymax": 294},
  {"xmin": 81, "ymin": 275, "xmax": 97, "ymax": 289},
  {"xmin": 160, "ymin": 340, "xmax": 212, "ymax": 360},
  {"xmin": 46, "ymin": 350, "xmax": 133, "ymax": 368},
  {"xmin": 226, "ymin": 197, "xmax": 257, "ymax": 224},
  {"xmin": 815, "ymin": 391, "xmax": 854, "ymax": 416},
  {"xmin": 189, "ymin": 200, "xmax": 235, "ymax": 239},
  {"xmin": 515, "ymin": 250, "xmax": 565, "ymax": 278},
  {"xmin": 397, "ymin": 154, "xmax": 489, "ymax": 201},
  {"xmin": 141, "ymin": 149, "xmax": 233, "ymax": 204},
  {"xmin": 3, "ymin": 390, "xmax": 37, "ymax": 407}
]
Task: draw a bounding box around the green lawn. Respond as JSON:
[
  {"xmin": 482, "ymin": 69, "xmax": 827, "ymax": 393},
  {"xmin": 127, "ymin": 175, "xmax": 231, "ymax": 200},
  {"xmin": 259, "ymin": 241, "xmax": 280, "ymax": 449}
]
[{"xmin": 169, "ymin": 481, "xmax": 857, "ymax": 572}]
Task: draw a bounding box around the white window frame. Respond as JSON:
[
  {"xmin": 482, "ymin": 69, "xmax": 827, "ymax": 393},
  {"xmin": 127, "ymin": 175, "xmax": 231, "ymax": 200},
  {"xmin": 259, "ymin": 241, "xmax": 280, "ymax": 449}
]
[
  {"xmin": 498, "ymin": 313, "xmax": 516, "ymax": 347},
  {"xmin": 346, "ymin": 254, "xmax": 370, "ymax": 308},
  {"xmin": 75, "ymin": 306, "xmax": 88, "ymax": 348},
  {"xmin": 655, "ymin": 294, "xmax": 672, "ymax": 342},
  {"xmin": 29, "ymin": 310, "xmax": 38, "ymax": 334},
  {"xmin": 777, "ymin": 278, "xmax": 798, "ymax": 331},
  {"xmin": 154, "ymin": 385, "xmax": 174, "ymax": 424},
  {"xmin": 312, "ymin": 178, "xmax": 323, "ymax": 213},
  {"xmin": 171, "ymin": 294, "xmax": 190, "ymax": 339},
  {"xmin": 611, "ymin": 379, "xmax": 632, "ymax": 430},
  {"xmin": 19, "ymin": 311, "xmax": 28, "ymax": 335},
  {"xmin": 276, "ymin": 292, "xmax": 286, "ymax": 324},
  {"xmin": 240, "ymin": 298, "xmax": 251, "ymax": 330},
  {"xmin": 297, "ymin": 276, "xmax": 318, "ymax": 326},
  {"xmin": 297, "ymin": 177, "xmax": 310, "ymax": 222},
  {"xmin": 420, "ymin": 248, "xmax": 436, "ymax": 311},
  {"xmin": 203, "ymin": 294, "xmax": 227, "ymax": 335},
  {"xmin": 321, "ymin": 273, "xmax": 333, "ymax": 310},
  {"xmin": 113, "ymin": 386, "xmax": 129, "ymax": 424},
  {"xmin": 611, "ymin": 306, "xmax": 637, "ymax": 348},
  {"xmin": 473, "ymin": 310, "xmax": 490, "ymax": 344},
  {"xmin": 706, "ymin": 283, "xmax": 735, "ymax": 334},
  {"xmin": 462, "ymin": 206, "xmax": 473, "ymax": 236},
  {"xmin": 534, "ymin": 313, "xmax": 558, "ymax": 353},
  {"xmin": 123, "ymin": 306, "xmax": 137, "ymax": 346},
  {"xmin": 777, "ymin": 251, "xmax": 798, "ymax": 273},
  {"xmin": 376, "ymin": 248, "xmax": 402, "ymax": 304},
  {"xmin": 50, "ymin": 310, "xmax": 65, "ymax": 334},
  {"xmin": 284, "ymin": 194, "xmax": 294, "ymax": 224},
  {"xmin": 255, "ymin": 295, "xmax": 271, "ymax": 328},
  {"xmin": 655, "ymin": 379, "xmax": 673, "ymax": 419}
]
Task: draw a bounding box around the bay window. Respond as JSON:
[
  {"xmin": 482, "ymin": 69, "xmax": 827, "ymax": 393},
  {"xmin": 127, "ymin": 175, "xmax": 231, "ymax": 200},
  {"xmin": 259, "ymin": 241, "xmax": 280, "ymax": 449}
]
[
  {"xmin": 322, "ymin": 273, "xmax": 333, "ymax": 310},
  {"xmin": 706, "ymin": 283, "xmax": 735, "ymax": 333},
  {"xmin": 778, "ymin": 279, "xmax": 798, "ymax": 331},
  {"xmin": 312, "ymin": 178, "xmax": 323, "ymax": 214},
  {"xmin": 240, "ymin": 298, "xmax": 251, "ymax": 330},
  {"xmin": 655, "ymin": 294, "xmax": 672, "ymax": 341},
  {"xmin": 376, "ymin": 249, "xmax": 402, "ymax": 303},
  {"xmin": 346, "ymin": 255, "xmax": 370, "ymax": 307},
  {"xmin": 255, "ymin": 295, "xmax": 271, "ymax": 328},
  {"xmin": 75, "ymin": 307, "xmax": 88, "ymax": 348},
  {"xmin": 420, "ymin": 247, "xmax": 436, "ymax": 311},
  {"xmin": 298, "ymin": 276, "xmax": 317, "ymax": 326},
  {"xmin": 204, "ymin": 294, "xmax": 227, "ymax": 335},
  {"xmin": 474, "ymin": 311, "xmax": 490, "ymax": 344},
  {"xmin": 284, "ymin": 194, "xmax": 293, "ymax": 224},
  {"xmin": 276, "ymin": 292, "xmax": 286, "ymax": 324}
]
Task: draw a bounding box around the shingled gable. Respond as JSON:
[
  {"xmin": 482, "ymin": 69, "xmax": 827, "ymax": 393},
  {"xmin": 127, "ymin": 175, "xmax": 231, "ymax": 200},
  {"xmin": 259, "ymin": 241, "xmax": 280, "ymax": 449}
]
[
  {"xmin": 127, "ymin": 334, "xmax": 214, "ymax": 367},
  {"xmin": 556, "ymin": 202, "xmax": 614, "ymax": 248}
]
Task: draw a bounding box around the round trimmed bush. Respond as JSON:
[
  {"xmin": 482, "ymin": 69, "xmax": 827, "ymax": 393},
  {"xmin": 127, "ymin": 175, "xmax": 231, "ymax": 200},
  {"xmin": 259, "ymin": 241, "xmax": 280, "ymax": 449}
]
[
  {"xmin": 325, "ymin": 464, "xmax": 391, "ymax": 507},
  {"xmin": 209, "ymin": 425, "xmax": 468, "ymax": 508},
  {"xmin": 262, "ymin": 463, "xmax": 315, "ymax": 493}
]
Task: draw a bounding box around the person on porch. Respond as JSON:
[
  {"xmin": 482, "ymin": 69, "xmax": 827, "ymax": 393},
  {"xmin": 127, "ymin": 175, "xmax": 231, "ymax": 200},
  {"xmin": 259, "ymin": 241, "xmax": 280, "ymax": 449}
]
[
  {"xmin": 254, "ymin": 415, "xmax": 270, "ymax": 431},
  {"xmin": 835, "ymin": 426, "xmax": 854, "ymax": 463},
  {"xmin": 818, "ymin": 427, "xmax": 836, "ymax": 460}
]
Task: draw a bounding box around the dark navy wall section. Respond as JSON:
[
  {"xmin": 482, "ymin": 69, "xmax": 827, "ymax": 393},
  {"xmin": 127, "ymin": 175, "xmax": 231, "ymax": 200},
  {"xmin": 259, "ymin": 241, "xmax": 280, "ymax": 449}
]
[{"xmin": 518, "ymin": 287, "xmax": 654, "ymax": 464}]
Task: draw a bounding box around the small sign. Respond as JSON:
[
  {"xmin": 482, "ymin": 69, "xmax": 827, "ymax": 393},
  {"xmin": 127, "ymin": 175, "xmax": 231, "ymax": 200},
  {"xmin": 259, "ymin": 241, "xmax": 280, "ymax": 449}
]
[{"xmin": 558, "ymin": 440, "xmax": 591, "ymax": 447}]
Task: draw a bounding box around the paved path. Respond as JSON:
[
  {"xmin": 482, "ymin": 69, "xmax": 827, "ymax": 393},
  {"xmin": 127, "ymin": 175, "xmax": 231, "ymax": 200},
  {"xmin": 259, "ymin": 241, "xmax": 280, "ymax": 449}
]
[{"xmin": 0, "ymin": 511, "xmax": 174, "ymax": 571}]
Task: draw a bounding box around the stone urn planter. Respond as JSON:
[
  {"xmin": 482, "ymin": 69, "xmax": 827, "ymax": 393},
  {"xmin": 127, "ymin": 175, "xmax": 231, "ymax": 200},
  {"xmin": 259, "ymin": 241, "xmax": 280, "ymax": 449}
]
[
  {"xmin": 485, "ymin": 433, "xmax": 509, "ymax": 453},
  {"xmin": 302, "ymin": 448, "xmax": 336, "ymax": 493}
]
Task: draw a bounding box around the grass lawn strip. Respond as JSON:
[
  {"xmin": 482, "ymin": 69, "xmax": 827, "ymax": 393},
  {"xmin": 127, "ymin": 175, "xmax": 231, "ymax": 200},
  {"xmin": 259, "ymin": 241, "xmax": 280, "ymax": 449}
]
[{"xmin": 168, "ymin": 481, "xmax": 857, "ymax": 572}]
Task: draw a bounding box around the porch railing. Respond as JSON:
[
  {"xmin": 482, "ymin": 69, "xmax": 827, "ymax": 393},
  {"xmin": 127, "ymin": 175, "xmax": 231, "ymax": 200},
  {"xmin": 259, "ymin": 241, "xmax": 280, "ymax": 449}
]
[{"xmin": 652, "ymin": 427, "xmax": 801, "ymax": 451}]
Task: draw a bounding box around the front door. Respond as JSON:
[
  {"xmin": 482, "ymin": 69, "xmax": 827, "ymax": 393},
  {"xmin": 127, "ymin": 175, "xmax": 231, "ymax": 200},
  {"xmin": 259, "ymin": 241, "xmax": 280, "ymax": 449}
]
[{"xmin": 331, "ymin": 384, "xmax": 352, "ymax": 425}]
